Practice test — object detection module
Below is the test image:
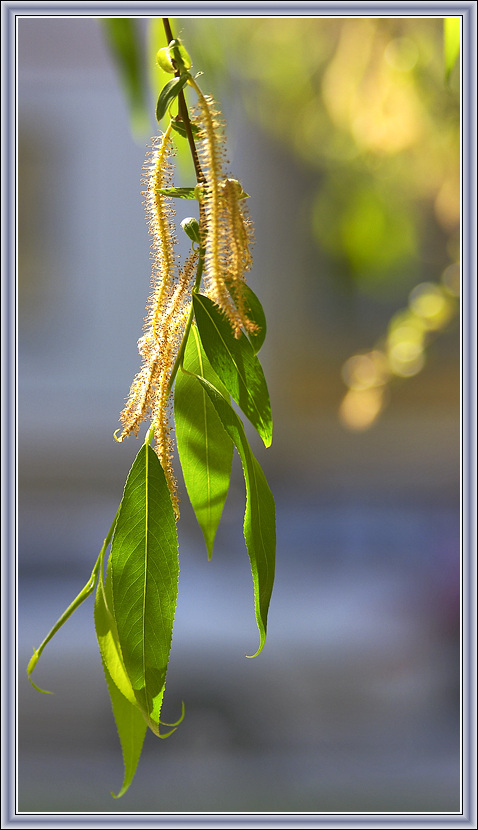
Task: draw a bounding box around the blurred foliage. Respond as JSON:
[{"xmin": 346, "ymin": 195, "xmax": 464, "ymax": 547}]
[
  {"xmin": 101, "ymin": 18, "xmax": 150, "ymax": 138},
  {"xmin": 339, "ymin": 263, "xmax": 459, "ymax": 430},
  {"xmin": 444, "ymin": 18, "xmax": 461, "ymax": 82},
  {"xmin": 177, "ymin": 17, "xmax": 459, "ymax": 290},
  {"xmin": 174, "ymin": 16, "xmax": 460, "ymax": 429},
  {"xmin": 103, "ymin": 16, "xmax": 460, "ymax": 296}
]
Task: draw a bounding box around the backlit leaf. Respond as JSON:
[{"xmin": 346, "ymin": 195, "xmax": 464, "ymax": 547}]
[
  {"xmin": 95, "ymin": 558, "xmax": 147, "ymax": 798},
  {"xmin": 157, "ymin": 186, "xmax": 197, "ymax": 199},
  {"xmin": 95, "ymin": 555, "xmax": 136, "ymax": 706},
  {"xmin": 193, "ymin": 293, "xmax": 273, "ymax": 447},
  {"xmin": 27, "ymin": 552, "xmax": 103, "ymax": 694},
  {"xmin": 110, "ymin": 444, "xmax": 179, "ymax": 736},
  {"xmin": 175, "ymin": 326, "xmax": 233, "ymax": 558},
  {"xmin": 196, "ymin": 377, "xmax": 276, "ymax": 657},
  {"xmin": 156, "ymin": 74, "xmax": 191, "ymax": 122},
  {"xmin": 227, "ymin": 282, "xmax": 267, "ymax": 353},
  {"xmin": 170, "ymin": 119, "xmax": 201, "ymax": 140},
  {"xmin": 444, "ymin": 18, "xmax": 460, "ymax": 81}
]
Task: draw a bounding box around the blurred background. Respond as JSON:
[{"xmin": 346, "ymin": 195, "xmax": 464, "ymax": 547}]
[{"xmin": 18, "ymin": 15, "xmax": 461, "ymax": 814}]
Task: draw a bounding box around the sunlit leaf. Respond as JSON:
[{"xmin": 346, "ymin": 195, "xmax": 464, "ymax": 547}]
[
  {"xmin": 196, "ymin": 377, "xmax": 276, "ymax": 657},
  {"xmin": 175, "ymin": 326, "xmax": 233, "ymax": 558},
  {"xmin": 171, "ymin": 119, "xmax": 201, "ymax": 140},
  {"xmin": 110, "ymin": 444, "xmax": 179, "ymax": 736},
  {"xmin": 227, "ymin": 282, "xmax": 267, "ymax": 353},
  {"xmin": 95, "ymin": 555, "xmax": 136, "ymax": 706},
  {"xmin": 156, "ymin": 74, "xmax": 191, "ymax": 122},
  {"xmin": 157, "ymin": 187, "xmax": 197, "ymax": 199},
  {"xmin": 95, "ymin": 560, "xmax": 147, "ymax": 799},
  {"xmin": 27, "ymin": 552, "xmax": 103, "ymax": 694},
  {"xmin": 103, "ymin": 663, "xmax": 148, "ymax": 799},
  {"xmin": 444, "ymin": 18, "xmax": 460, "ymax": 81},
  {"xmin": 193, "ymin": 293, "xmax": 273, "ymax": 447}
]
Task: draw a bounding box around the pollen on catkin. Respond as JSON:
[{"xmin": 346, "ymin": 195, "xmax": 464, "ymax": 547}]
[
  {"xmin": 118, "ymin": 124, "xmax": 195, "ymax": 512},
  {"xmin": 194, "ymin": 93, "xmax": 256, "ymax": 338}
]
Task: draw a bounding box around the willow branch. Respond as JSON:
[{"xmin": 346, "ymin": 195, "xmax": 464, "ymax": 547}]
[{"xmin": 162, "ymin": 18, "xmax": 204, "ymax": 184}]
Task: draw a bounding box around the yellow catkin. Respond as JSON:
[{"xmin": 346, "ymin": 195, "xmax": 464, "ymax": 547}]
[
  {"xmin": 144, "ymin": 123, "xmax": 179, "ymax": 329},
  {"xmin": 194, "ymin": 93, "xmax": 255, "ymax": 337},
  {"xmin": 118, "ymin": 125, "xmax": 196, "ymax": 512},
  {"xmin": 149, "ymin": 251, "xmax": 197, "ymax": 514},
  {"xmin": 221, "ymin": 179, "xmax": 256, "ymax": 334},
  {"xmin": 119, "ymin": 87, "xmax": 257, "ymax": 509}
]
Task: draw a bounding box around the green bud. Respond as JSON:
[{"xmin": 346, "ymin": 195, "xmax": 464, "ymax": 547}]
[
  {"xmin": 193, "ymin": 183, "xmax": 205, "ymax": 201},
  {"xmin": 156, "ymin": 38, "xmax": 192, "ymax": 75},
  {"xmin": 181, "ymin": 216, "xmax": 201, "ymax": 245},
  {"xmin": 224, "ymin": 178, "xmax": 249, "ymax": 200},
  {"xmin": 169, "ymin": 38, "xmax": 192, "ymax": 72},
  {"xmin": 156, "ymin": 47, "xmax": 175, "ymax": 74}
]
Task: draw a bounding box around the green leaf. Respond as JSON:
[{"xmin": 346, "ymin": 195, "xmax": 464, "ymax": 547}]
[
  {"xmin": 227, "ymin": 282, "xmax": 267, "ymax": 353},
  {"xmin": 444, "ymin": 18, "xmax": 460, "ymax": 81},
  {"xmin": 156, "ymin": 74, "xmax": 191, "ymax": 123},
  {"xmin": 102, "ymin": 19, "xmax": 150, "ymax": 137},
  {"xmin": 171, "ymin": 119, "xmax": 201, "ymax": 140},
  {"xmin": 102, "ymin": 662, "xmax": 148, "ymax": 799},
  {"xmin": 196, "ymin": 377, "xmax": 276, "ymax": 657},
  {"xmin": 157, "ymin": 187, "xmax": 197, "ymax": 199},
  {"xmin": 95, "ymin": 558, "xmax": 147, "ymax": 798},
  {"xmin": 192, "ymin": 293, "xmax": 273, "ymax": 447},
  {"xmin": 175, "ymin": 326, "xmax": 234, "ymax": 558},
  {"xmin": 110, "ymin": 443, "xmax": 179, "ymax": 736},
  {"xmin": 95, "ymin": 555, "xmax": 137, "ymax": 706},
  {"xmin": 27, "ymin": 551, "xmax": 104, "ymax": 694}
]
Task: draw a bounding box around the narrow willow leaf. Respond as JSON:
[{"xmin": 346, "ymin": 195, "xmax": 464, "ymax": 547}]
[
  {"xmin": 157, "ymin": 186, "xmax": 197, "ymax": 199},
  {"xmin": 175, "ymin": 325, "xmax": 234, "ymax": 558},
  {"xmin": 103, "ymin": 662, "xmax": 148, "ymax": 799},
  {"xmin": 110, "ymin": 443, "xmax": 179, "ymax": 736},
  {"xmin": 193, "ymin": 293, "xmax": 273, "ymax": 447},
  {"xmin": 156, "ymin": 74, "xmax": 190, "ymax": 122},
  {"xmin": 170, "ymin": 119, "xmax": 201, "ymax": 140},
  {"xmin": 95, "ymin": 555, "xmax": 137, "ymax": 706},
  {"xmin": 444, "ymin": 18, "xmax": 460, "ymax": 81},
  {"xmin": 227, "ymin": 282, "xmax": 267, "ymax": 354},
  {"xmin": 95, "ymin": 559, "xmax": 147, "ymax": 799},
  {"xmin": 27, "ymin": 551, "xmax": 103, "ymax": 693},
  {"xmin": 197, "ymin": 377, "xmax": 276, "ymax": 657}
]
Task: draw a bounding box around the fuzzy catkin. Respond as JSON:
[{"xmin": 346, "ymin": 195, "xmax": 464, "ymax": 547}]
[
  {"xmin": 118, "ymin": 125, "xmax": 195, "ymax": 511},
  {"xmin": 194, "ymin": 94, "xmax": 255, "ymax": 337}
]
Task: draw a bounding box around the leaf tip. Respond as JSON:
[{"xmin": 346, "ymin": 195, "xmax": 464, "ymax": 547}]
[
  {"xmin": 159, "ymin": 699, "xmax": 185, "ymax": 729},
  {"xmin": 245, "ymin": 635, "xmax": 266, "ymax": 660},
  {"xmin": 205, "ymin": 535, "xmax": 214, "ymax": 560},
  {"xmin": 111, "ymin": 787, "xmax": 127, "ymax": 800},
  {"xmin": 27, "ymin": 650, "xmax": 54, "ymax": 694}
]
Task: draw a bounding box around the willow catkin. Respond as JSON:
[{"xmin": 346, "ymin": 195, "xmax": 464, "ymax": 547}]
[
  {"xmin": 118, "ymin": 124, "xmax": 195, "ymax": 512},
  {"xmin": 194, "ymin": 93, "xmax": 255, "ymax": 337}
]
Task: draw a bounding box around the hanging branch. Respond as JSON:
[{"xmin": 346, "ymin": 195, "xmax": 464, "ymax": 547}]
[{"xmin": 27, "ymin": 18, "xmax": 275, "ymax": 800}]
